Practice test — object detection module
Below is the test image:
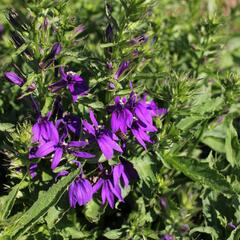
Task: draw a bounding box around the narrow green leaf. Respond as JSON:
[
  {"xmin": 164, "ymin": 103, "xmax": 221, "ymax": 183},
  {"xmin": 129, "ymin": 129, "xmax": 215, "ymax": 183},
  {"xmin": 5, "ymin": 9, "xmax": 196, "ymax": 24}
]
[
  {"xmin": 0, "ymin": 177, "xmax": 25, "ymax": 220},
  {"xmin": 177, "ymin": 116, "xmax": 202, "ymax": 131},
  {"xmin": 225, "ymin": 119, "xmax": 240, "ymax": 167},
  {"xmin": 190, "ymin": 226, "xmax": 219, "ymax": 240},
  {"xmin": 167, "ymin": 156, "xmax": 233, "ymax": 194},
  {"xmin": 2, "ymin": 169, "xmax": 80, "ymax": 239}
]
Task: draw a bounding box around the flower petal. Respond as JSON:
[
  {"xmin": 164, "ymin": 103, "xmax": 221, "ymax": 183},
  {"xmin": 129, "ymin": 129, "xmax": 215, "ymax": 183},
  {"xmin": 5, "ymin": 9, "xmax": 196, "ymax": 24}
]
[{"xmin": 51, "ymin": 147, "xmax": 63, "ymax": 169}]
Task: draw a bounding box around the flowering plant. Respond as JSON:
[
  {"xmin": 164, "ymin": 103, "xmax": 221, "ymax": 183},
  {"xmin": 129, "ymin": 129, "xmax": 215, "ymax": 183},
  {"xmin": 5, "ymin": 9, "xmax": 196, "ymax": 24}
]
[{"xmin": 1, "ymin": 1, "xmax": 240, "ymax": 239}]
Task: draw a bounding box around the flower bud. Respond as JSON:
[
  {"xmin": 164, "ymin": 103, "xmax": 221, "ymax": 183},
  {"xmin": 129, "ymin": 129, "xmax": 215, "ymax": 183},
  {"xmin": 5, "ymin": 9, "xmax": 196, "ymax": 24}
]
[
  {"xmin": 4, "ymin": 71, "xmax": 25, "ymax": 87},
  {"xmin": 39, "ymin": 42, "xmax": 62, "ymax": 69}
]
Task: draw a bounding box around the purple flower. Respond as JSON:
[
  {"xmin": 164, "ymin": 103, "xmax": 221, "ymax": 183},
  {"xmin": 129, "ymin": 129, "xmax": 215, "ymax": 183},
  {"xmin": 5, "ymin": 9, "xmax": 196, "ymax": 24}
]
[
  {"xmin": 134, "ymin": 99, "xmax": 157, "ymax": 131},
  {"xmin": 113, "ymin": 160, "xmax": 138, "ymax": 188},
  {"xmin": 49, "ymin": 67, "xmax": 88, "ymax": 102},
  {"xmin": 4, "ymin": 71, "xmax": 25, "ymax": 87},
  {"xmin": 82, "ymin": 110, "xmax": 123, "ymax": 160},
  {"xmin": 131, "ymin": 120, "xmax": 154, "ymax": 149},
  {"xmin": 32, "ymin": 117, "xmax": 59, "ymax": 144},
  {"xmin": 30, "ymin": 118, "xmax": 94, "ymax": 169},
  {"xmin": 162, "ymin": 235, "xmax": 174, "ymax": 240},
  {"xmin": 39, "ymin": 42, "xmax": 62, "ymax": 69},
  {"xmin": 93, "ymin": 175, "xmax": 123, "ymax": 209},
  {"xmin": 110, "ymin": 96, "xmax": 133, "ymax": 134},
  {"xmin": 114, "ymin": 61, "xmax": 130, "ymax": 80},
  {"xmin": 69, "ymin": 176, "xmax": 93, "ymax": 207}
]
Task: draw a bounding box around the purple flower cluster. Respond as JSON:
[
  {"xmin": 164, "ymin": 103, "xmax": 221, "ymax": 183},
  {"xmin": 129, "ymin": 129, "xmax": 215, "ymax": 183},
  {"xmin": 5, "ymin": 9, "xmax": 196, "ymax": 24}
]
[
  {"xmin": 109, "ymin": 92, "xmax": 167, "ymax": 149},
  {"xmin": 49, "ymin": 67, "xmax": 88, "ymax": 102},
  {"xmin": 4, "ymin": 37, "xmax": 167, "ymax": 209},
  {"xmin": 28, "ymin": 90, "xmax": 166, "ymax": 208}
]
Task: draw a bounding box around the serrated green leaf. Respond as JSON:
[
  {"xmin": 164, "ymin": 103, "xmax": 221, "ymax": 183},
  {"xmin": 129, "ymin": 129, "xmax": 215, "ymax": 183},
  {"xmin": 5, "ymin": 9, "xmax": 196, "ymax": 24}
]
[
  {"xmin": 2, "ymin": 168, "xmax": 80, "ymax": 239},
  {"xmin": 0, "ymin": 179, "xmax": 23, "ymax": 220},
  {"xmin": 167, "ymin": 156, "xmax": 233, "ymax": 194}
]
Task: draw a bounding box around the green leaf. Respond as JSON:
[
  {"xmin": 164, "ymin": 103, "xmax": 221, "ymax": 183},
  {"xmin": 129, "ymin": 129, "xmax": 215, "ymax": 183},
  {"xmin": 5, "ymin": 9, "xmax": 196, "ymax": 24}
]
[
  {"xmin": 44, "ymin": 206, "xmax": 62, "ymax": 229},
  {"xmin": 0, "ymin": 123, "xmax": 15, "ymax": 132},
  {"xmin": 225, "ymin": 119, "xmax": 240, "ymax": 167},
  {"xmin": 103, "ymin": 229, "xmax": 122, "ymax": 239},
  {"xmin": 201, "ymin": 124, "xmax": 226, "ymax": 153},
  {"xmin": 132, "ymin": 155, "xmax": 156, "ymax": 186},
  {"xmin": 190, "ymin": 226, "xmax": 219, "ymax": 240},
  {"xmin": 2, "ymin": 169, "xmax": 80, "ymax": 240},
  {"xmin": 84, "ymin": 199, "xmax": 105, "ymax": 223},
  {"xmin": 167, "ymin": 156, "xmax": 233, "ymax": 194},
  {"xmin": 201, "ymin": 136, "xmax": 225, "ymax": 153},
  {"xmin": 177, "ymin": 116, "xmax": 203, "ymax": 131},
  {"xmin": 0, "ymin": 178, "xmax": 24, "ymax": 220}
]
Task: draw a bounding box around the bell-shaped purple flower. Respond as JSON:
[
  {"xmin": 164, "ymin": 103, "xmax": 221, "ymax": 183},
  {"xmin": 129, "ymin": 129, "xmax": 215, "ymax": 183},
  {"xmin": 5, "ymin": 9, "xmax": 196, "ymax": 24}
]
[
  {"xmin": 134, "ymin": 99, "xmax": 157, "ymax": 131},
  {"xmin": 113, "ymin": 160, "xmax": 138, "ymax": 188},
  {"xmin": 49, "ymin": 67, "xmax": 88, "ymax": 102},
  {"xmin": 4, "ymin": 71, "xmax": 25, "ymax": 87},
  {"xmin": 82, "ymin": 110, "xmax": 123, "ymax": 160},
  {"xmin": 93, "ymin": 176, "xmax": 123, "ymax": 209},
  {"xmin": 69, "ymin": 176, "xmax": 93, "ymax": 208},
  {"xmin": 39, "ymin": 42, "xmax": 62, "ymax": 69},
  {"xmin": 32, "ymin": 117, "xmax": 59, "ymax": 144},
  {"xmin": 110, "ymin": 96, "xmax": 133, "ymax": 134},
  {"xmin": 114, "ymin": 61, "xmax": 130, "ymax": 80},
  {"xmin": 131, "ymin": 120, "xmax": 154, "ymax": 149}
]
